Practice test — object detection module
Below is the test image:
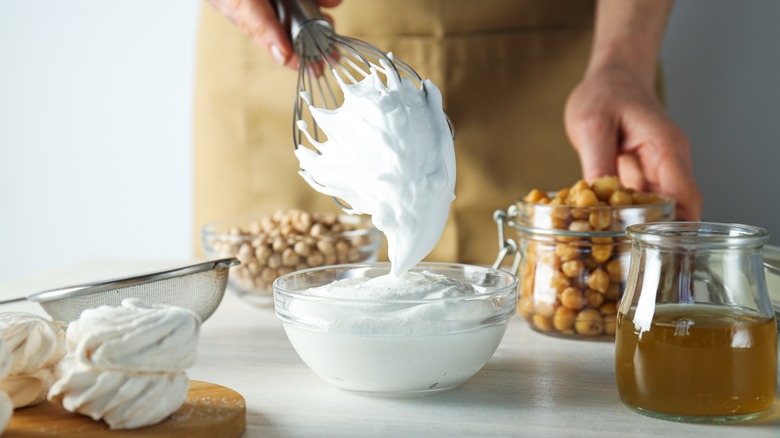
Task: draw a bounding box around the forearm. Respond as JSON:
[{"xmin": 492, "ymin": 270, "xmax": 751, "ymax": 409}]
[{"xmin": 587, "ymin": 0, "xmax": 674, "ymax": 88}]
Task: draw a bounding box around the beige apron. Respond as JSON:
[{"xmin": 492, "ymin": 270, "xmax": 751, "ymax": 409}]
[{"xmin": 193, "ymin": 0, "xmax": 596, "ymax": 265}]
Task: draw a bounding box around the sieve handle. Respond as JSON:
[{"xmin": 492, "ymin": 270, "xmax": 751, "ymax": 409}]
[{"xmin": 0, "ymin": 296, "xmax": 28, "ymax": 306}]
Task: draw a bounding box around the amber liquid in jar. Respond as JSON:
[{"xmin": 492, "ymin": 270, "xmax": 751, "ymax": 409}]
[{"xmin": 616, "ymin": 303, "xmax": 778, "ymax": 420}]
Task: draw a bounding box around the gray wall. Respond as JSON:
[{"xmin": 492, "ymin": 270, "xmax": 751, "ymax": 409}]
[{"xmin": 662, "ymin": 0, "xmax": 780, "ymax": 244}]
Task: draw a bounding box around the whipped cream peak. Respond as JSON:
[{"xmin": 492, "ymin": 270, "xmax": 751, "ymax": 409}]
[
  {"xmin": 295, "ymin": 59, "xmax": 455, "ymax": 277},
  {"xmin": 66, "ymin": 298, "xmax": 200, "ymax": 373}
]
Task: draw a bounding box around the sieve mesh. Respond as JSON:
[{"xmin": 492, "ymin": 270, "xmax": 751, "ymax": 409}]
[{"xmin": 27, "ymin": 259, "xmax": 238, "ymax": 324}]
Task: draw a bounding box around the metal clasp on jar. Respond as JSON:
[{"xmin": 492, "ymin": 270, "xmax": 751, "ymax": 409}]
[{"xmin": 492, "ymin": 207, "xmax": 522, "ymax": 275}]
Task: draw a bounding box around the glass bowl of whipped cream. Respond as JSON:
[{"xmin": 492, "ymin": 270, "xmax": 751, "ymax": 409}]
[{"xmin": 273, "ymin": 262, "xmax": 518, "ymax": 395}]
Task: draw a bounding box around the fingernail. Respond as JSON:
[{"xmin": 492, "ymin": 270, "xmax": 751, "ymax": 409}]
[{"xmin": 270, "ymin": 44, "xmax": 286, "ymax": 65}]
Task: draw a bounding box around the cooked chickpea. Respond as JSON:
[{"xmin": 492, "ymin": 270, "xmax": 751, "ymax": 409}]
[
  {"xmin": 605, "ymin": 283, "xmax": 621, "ymax": 301},
  {"xmin": 518, "ymin": 178, "xmax": 670, "ymax": 339},
  {"xmin": 589, "ymin": 208, "xmax": 612, "ymax": 230},
  {"xmin": 603, "ymin": 314, "xmax": 617, "ymax": 336},
  {"xmin": 599, "ymin": 302, "xmax": 618, "ymax": 315},
  {"xmin": 524, "ymin": 189, "xmax": 547, "ymax": 203},
  {"xmin": 592, "ymin": 175, "xmax": 620, "ymax": 202},
  {"xmin": 575, "ymin": 309, "xmax": 604, "ymax": 336},
  {"xmin": 561, "ymin": 287, "xmax": 585, "ymax": 310},
  {"xmin": 591, "ymin": 244, "xmax": 614, "ymax": 264},
  {"xmin": 561, "ymin": 259, "xmax": 584, "ymax": 278},
  {"xmin": 553, "ymin": 307, "xmax": 576, "ymax": 331},
  {"xmin": 533, "ymin": 314, "xmax": 554, "ymax": 332},
  {"xmin": 587, "ymin": 268, "xmax": 610, "ymax": 293},
  {"xmin": 606, "ymin": 258, "xmax": 624, "ymax": 283},
  {"xmin": 585, "ymin": 289, "xmax": 605, "ymax": 309},
  {"xmin": 574, "ymin": 189, "xmax": 598, "ymax": 207},
  {"xmin": 550, "ymin": 272, "xmax": 570, "ymax": 294},
  {"xmin": 570, "ymin": 180, "xmax": 590, "ymax": 194},
  {"xmin": 555, "ymin": 243, "xmax": 580, "ymax": 261},
  {"xmin": 519, "ymin": 298, "xmax": 535, "ymax": 319},
  {"xmin": 609, "ymin": 190, "xmax": 633, "ymax": 206}
]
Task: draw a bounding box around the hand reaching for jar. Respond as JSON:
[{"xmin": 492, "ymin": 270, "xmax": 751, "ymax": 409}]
[
  {"xmin": 565, "ymin": 0, "xmax": 702, "ymax": 221},
  {"xmin": 205, "ymin": 0, "xmax": 342, "ymax": 69}
]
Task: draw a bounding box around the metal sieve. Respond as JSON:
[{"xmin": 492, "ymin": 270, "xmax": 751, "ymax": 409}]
[{"xmin": 0, "ymin": 258, "xmax": 239, "ymax": 323}]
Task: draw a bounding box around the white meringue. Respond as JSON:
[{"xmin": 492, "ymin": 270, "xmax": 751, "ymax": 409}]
[
  {"xmin": 0, "ymin": 312, "xmax": 65, "ymax": 408},
  {"xmin": 0, "ymin": 339, "xmax": 13, "ymax": 433},
  {"xmin": 48, "ymin": 299, "xmax": 201, "ymax": 430}
]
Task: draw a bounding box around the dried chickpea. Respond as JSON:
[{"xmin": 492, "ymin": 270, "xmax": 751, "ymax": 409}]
[
  {"xmin": 587, "ymin": 268, "xmax": 610, "ymax": 293},
  {"xmin": 206, "ymin": 209, "xmax": 375, "ymax": 295},
  {"xmin": 307, "ymin": 252, "xmax": 325, "ymax": 267},
  {"xmin": 575, "ymin": 309, "xmax": 604, "ymax": 336},
  {"xmin": 553, "ymin": 307, "xmax": 577, "ymax": 331},
  {"xmin": 560, "ymin": 287, "xmax": 585, "ymax": 310}
]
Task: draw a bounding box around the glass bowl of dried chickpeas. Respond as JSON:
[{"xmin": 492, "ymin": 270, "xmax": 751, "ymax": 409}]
[
  {"xmin": 202, "ymin": 210, "xmax": 382, "ymax": 307},
  {"xmin": 502, "ymin": 177, "xmax": 675, "ymax": 340}
]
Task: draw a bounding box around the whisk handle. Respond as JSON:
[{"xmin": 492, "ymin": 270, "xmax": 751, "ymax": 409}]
[{"xmin": 273, "ymin": 0, "xmax": 332, "ymax": 43}]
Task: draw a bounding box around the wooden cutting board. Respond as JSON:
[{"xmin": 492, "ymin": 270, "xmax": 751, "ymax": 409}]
[{"xmin": 3, "ymin": 380, "xmax": 245, "ymax": 437}]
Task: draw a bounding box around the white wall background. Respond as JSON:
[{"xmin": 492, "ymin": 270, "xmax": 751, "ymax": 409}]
[{"xmin": 1, "ymin": 1, "xmax": 778, "ymax": 285}]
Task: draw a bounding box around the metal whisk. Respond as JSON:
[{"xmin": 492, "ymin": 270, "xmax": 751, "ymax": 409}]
[{"xmin": 273, "ymin": 0, "xmax": 452, "ymax": 151}]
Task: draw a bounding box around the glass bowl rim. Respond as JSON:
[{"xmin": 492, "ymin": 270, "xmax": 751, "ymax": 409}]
[
  {"xmin": 201, "ymin": 213, "xmax": 379, "ymax": 241},
  {"xmin": 273, "ymin": 261, "xmax": 518, "ymax": 305},
  {"xmin": 515, "ymin": 191, "xmax": 676, "ymax": 211},
  {"xmin": 507, "ymin": 194, "xmax": 676, "ymax": 238}
]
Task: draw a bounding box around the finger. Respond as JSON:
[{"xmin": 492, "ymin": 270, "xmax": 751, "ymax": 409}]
[
  {"xmin": 616, "ymin": 153, "xmax": 645, "ymax": 191},
  {"xmin": 566, "ymin": 111, "xmax": 620, "ymax": 184},
  {"xmin": 234, "ymin": 0, "xmax": 297, "ymax": 68},
  {"xmin": 658, "ymin": 157, "xmax": 703, "ymax": 221},
  {"xmin": 317, "ymin": 0, "xmax": 342, "ymax": 8}
]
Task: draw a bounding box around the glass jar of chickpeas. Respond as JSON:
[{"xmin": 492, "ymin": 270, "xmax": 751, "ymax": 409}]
[{"xmin": 494, "ymin": 177, "xmax": 676, "ymax": 340}]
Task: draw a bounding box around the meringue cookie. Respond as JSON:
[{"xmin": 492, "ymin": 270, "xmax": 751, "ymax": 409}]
[
  {"xmin": 48, "ymin": 299, "xmax": 201, "ymax": 430},
  {"xmin": 0, "ymin": 339, "xmax": 13, "ymax": 433},
  {"xmin": 0, "ymin": 312, "xmax": 65, "ymax": 408}
]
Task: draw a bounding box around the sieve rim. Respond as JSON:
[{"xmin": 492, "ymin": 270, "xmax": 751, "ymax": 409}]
[{"xmin": 27, "ymin": 258, "xmax": 240, "ymax": 304}]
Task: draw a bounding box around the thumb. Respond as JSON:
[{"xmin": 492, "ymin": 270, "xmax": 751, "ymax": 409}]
[{"xmin": 565, "ymin": 112, "xmax": 619, "ymax": 184}]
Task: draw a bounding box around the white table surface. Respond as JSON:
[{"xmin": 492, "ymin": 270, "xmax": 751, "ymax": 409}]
[{"xmin": 0, "ymin": 259, "xmax": 778, "ymax": 437}]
